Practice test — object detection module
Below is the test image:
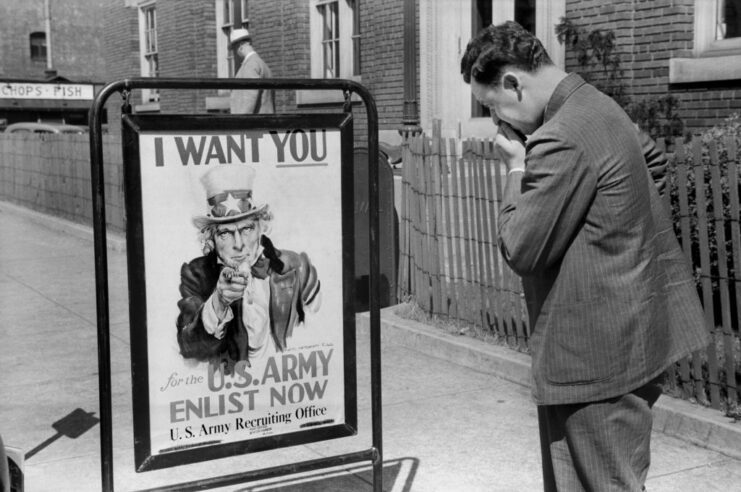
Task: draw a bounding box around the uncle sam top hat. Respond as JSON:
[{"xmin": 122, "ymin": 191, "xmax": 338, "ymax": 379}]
[{"xmin": 192, "ymin": 165, "xmax": 269, "ymax": 229}]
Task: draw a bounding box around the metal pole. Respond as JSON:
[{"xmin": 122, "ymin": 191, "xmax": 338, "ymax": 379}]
[
  {"xmin": 88, "ymin": 80, "xmax": 126, "ymax": 492},
  {"xmin": 357, "ymin": 86, "xmax": 383, "ymax": 492}
]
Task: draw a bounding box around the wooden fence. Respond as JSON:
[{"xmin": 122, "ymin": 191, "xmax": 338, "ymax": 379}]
[{"xmin": 397, "ymin": 131, "xmax": 741, "ymax": 412}]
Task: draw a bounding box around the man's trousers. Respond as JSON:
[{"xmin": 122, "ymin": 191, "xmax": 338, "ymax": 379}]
[{"xmin": 537, "ymin": 375, "xmax": 664, "ymax": 491}]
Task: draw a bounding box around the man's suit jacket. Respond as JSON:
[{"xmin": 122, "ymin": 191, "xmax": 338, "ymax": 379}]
[
  {"xmin": 176, "ymin": 235, "xmax": 319, "ymax": 366},
  {"xmin": 229, "ymin": 51, "xmax": 275, "ymax": 114},
  {"xmin": 499, "ymin": 74, "xmax": 709, "ymax": 405}
]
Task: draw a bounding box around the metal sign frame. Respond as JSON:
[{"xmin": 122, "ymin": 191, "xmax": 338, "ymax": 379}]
[{"xmin": 88, "ymin": 77, "xmax": 382, "ymax": 491}]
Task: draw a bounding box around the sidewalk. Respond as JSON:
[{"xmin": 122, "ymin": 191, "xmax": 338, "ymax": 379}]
[{"xmin": 2, "ymin": 200, "xmax": 741, "ymax": 491}]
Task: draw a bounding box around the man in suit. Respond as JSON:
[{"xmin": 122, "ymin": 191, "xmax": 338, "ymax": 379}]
[
  {"xmin": 229, "ymin": 28, "xmax": 275, "ymax": 114},
  {"xmin": 176, "ymin": 165, "xmax": 321, "ymax": 369},
  {"xmin": 461, "ymin": 21, "xmax": 709, "ymax": 491}
]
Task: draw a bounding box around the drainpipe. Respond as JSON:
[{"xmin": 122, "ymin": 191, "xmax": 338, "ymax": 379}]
[
  {"xmin": 400, "ymin": 0, "xmax": 421, "ymax": 138},
  {"xmin": 44, "ymin": 0, "xmax": 56, "ymax": 78}
]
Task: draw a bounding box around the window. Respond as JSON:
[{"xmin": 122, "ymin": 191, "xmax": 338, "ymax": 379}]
[
  {"xmin": 351, "ymin": 0, "xmax": 361, "ymax": 76},
  {"xmin": 138, "ymin": 2, "xmax": 159, "ymax": 104},
  {"xmin": 669, "ymin": 0, "xmax": 741, "ymax": 83},
  {"xmin": 696, "ymin": 0, "xmax": 741, "ymax": 55},
  {"xmin": 30, "ymin": 32, "xmax": 46, "ymax": 62},
  {"xmin": 223, "ymin": 0, "xmax": 233, "ymax": 27},
  {"xmin": 240, "ymin": 0, "xmax": 249, "ymax": 24},
  {"xmin": 208, "ymin": 0, "xmax": 233, "ymax": 112},
  {"xmin": 717, "ymin": 0, "xmax": 741, "ymax": 40},
  {"xmin": 310, "ymin": 0, "xmax": 360, "ymax": 79},
  {"xmin": 300, "ymin": 0, "xmax": 360, "ymax": 104},
  {"xmin": 318, "ymin": 1, "xmax": 340, "ymax": 77}
]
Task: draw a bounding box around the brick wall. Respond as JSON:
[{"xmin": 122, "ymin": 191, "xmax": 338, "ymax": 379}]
[
  {"xmin": 157, "ymin": 0, "xmax": 220, "ymax": 113},
  {"xmin": 0, "ymin": 0, "xmax": 109, "ymax": 82},
  {"xmin": 564, "ymin": 0, "xmax": 741, "ymax": 135},
  {"xmin": 249, "ymin": 0, "xmax": 408, "ymax": 140},
  {"xmin": 249, "ymin": 0, "xmax": 310, "ymax": 110},
  {"xmin": 102, "ymin": 0, "xmax": 140, "ymax": 133}
]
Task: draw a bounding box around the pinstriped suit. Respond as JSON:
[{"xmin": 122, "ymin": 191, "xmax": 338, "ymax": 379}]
[{"xmin": 498, "ymin": 74, "xmax": 709, "ymax": 490}]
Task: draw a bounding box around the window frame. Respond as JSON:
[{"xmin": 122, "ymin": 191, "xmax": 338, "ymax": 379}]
[
  {"xmin": 206, "ymin": 0, "xmax": 233, "ymax": 112},
  {"xmin": 137, "ymin": 1, "xmax": 160, "ymax": 108},
  {"xmin": 670, "ymin": 0, "xmax": 741, "ymax": 83},
  {"xmin": 29, "ymin": 32, "xmax": 47, "ymax": 62},
  {"xmin": 695, "ymin": 0, "xmax": 741, "ymax": 56},
  {"xmin": 240, "ymin": 0, "xmax": 249, "ymax": 24},
  {"xmin": 299, "ymin": 0, "xmax": 361, "ymax": 105}
]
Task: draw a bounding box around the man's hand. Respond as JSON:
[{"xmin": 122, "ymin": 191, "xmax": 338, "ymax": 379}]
[
  {"xmin": 213, "ymin": 267, "xmax": 247, "ymax": 315},
  {"xmin": 494, "ymin": 120, "xmax": 526, "ymax": 173}
]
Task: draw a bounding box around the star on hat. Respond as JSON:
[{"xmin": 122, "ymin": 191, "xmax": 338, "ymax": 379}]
[{"xmin": 192, "ymin": 165, "xmax": 269, "ymax": 229}]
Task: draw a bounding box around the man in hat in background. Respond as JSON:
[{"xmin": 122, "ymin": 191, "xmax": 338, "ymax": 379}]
[
  {"xmin": 176, "ymin": 165, "xmax": 321, "ymax": 368},
  {"xmin": 229, "ymin": 28, "xmax": 275, "ymax": 114}
]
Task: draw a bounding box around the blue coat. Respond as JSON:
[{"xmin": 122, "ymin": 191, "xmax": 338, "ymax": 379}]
[{"xmin": 499, "ymin": 74, "xmax": 709, "ymax": 405}]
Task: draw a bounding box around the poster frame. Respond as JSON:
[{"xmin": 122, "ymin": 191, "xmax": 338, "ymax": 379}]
[{"xmin": 121, "ymin": 113, "xmax": 358, "ymax": 472}]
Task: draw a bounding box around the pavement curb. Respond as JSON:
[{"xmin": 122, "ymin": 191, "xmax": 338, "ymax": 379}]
[
  {"xmin": 0, "ymin": 200, "xmax": 126, "ymax": 252},
  {"xmin": 358, "ymin": 306, "xmax": 741, "ymax": 461}
]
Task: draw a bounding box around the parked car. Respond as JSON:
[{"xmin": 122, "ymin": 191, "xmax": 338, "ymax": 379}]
[{"xmin": 3, "ymin": 122, "xmax": 88, "ymax": 134}]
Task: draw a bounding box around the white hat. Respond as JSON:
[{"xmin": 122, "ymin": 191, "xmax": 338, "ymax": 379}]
[
  {"xmin": 230, "ymin": 28, "xmax": 251, "ymax": 46},
  {"xmin": 192, "ymin": 165, "xmax": 268, "ymax": 229}
]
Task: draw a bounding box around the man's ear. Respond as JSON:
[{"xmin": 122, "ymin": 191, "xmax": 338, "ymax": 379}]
[{"xmin": 502, "ymin": 72, "xmax": 522, "ymax": 101}]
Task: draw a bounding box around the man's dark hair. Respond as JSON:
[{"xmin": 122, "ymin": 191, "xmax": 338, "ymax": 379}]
[{"xmin": 461, "ymin": 21, "xmax": 553, "ymax": 85}]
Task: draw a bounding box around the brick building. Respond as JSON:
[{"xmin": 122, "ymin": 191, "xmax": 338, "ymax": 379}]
[
  {"xmin": 561, "ymin": 0, "xmax": 741, "ymax": 137},
  {"xmin": 104, "ymin": 0, "xmax": 407, "ymax": 146},
  {"xmin": 0, "ymin": 0, "xmax": 109, "ymax": 127},
  {"xmin": 104, "ymin": 0, "xmax": 740, "ymax": 140}
]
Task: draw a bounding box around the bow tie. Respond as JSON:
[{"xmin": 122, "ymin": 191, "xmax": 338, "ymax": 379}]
[{"xmin": 251, "ymin": 256, "xmax": 270, "ymax": 279}]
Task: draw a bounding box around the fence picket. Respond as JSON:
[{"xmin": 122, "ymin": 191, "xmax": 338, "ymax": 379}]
[
  {"xmin": 443, "ymin": 138, "xmax": 459, "ymax": 320},
  {"xmin": 471, "ymin": 140, "xmax": 486, "ymax": 328},
  {"xmin": 450, "ymin": 151, "xmax": 467, "ymax": 325},
  {"xmin": 458, "ymin": 143, "xmax": 475, "ymax": 325},
  {"xmin": 411, "ymin": 137, "xmax": 424, "ymax": 310},
  {"xmin": 430, "ymin": 134, "xmax": 444, "ymax": 316},
  {"xmin": 725, "ymin": 137, "xmax": 741, "ymax": 405},
  {"xmin": 709, "ymin": 141, "xmax": 738, "ymax": 405},
  {"xmin": 483, "ymin": 141, "xmax": 502, "ymax": 337},
  {"xmin": 397, "ymin": 138, "xmax": 411, "ymax": 299},
  {"xmin": 674, "ymin": 145, "xmax": 697, "ymax": 400},
  {"xmin": 419, "ymin": 137, "xmax": 433, "ymax": 313},
  {"xmin": 694, "ymin": 139, "xmax": 721, "ymax": 409}
]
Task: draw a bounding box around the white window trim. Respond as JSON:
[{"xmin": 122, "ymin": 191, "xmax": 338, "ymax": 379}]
[
  {"xmin": 215, "ymin": 0, "xmax": 230, "ymax": 79},
  {"xmin": 222, "ymin": 0, "xmax": 234, "ymax": 28},
  {"xmin": 137, "ymin": 0, "xmax": 160, "ymax": 109},
  {"xmin": 241, "ymin": 0, "xmax": 249, "ymax": 23},
  {"xmin": 298, "ymin": 0, "xmax": 361, "ymax": 105},
  {"xmin": 669, "ymin": 0, "xmax": 741, "ymax": 83}
]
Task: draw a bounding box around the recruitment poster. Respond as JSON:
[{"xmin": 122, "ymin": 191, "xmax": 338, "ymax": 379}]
[{"xmin": 121, "ymin": 114, "xmax": 357, "ymax": 471}]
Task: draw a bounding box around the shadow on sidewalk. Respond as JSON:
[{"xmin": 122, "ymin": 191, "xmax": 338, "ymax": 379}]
[{"xmin": 236, "ymin": 457, "xmax": 419, "ymax": 492}]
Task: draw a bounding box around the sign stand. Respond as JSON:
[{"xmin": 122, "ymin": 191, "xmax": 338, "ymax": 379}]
[{"xmin": 88, "ymin": 78, "xmax": 383, "ymax": 491}]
